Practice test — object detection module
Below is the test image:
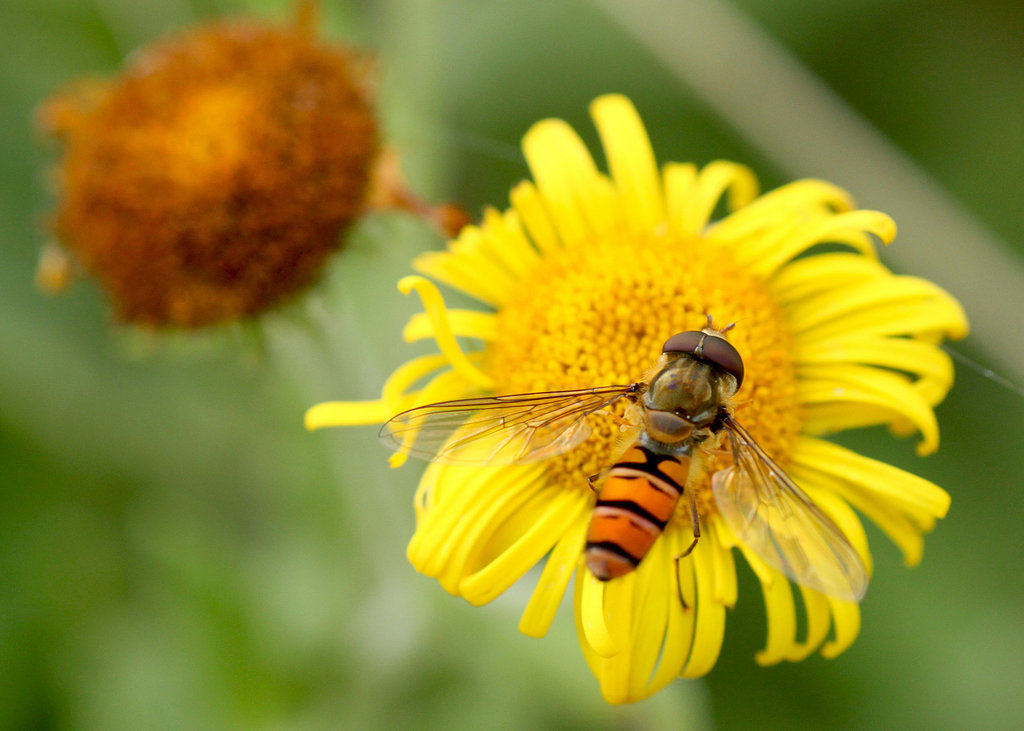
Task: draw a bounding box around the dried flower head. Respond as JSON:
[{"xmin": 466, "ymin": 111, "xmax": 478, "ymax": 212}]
[{"xmin": 38, "ymin": 11, "xmax": 377, "ymax": 327}]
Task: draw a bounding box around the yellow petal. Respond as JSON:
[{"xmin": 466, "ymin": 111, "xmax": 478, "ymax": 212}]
[
  {"xmin": 822, "ymin": 598, "xmax": 860, "ymax": 658},
  {"xmin": 522, "ymin": 119, "xmax": 597, "ymax": 248},
  {"xmin": 797, "ymin": 364, "xmax": 940, "ymax": 455},
  {"xmin": 745, "ymin": 210, "xmax": 893, "ymax": 278},
  {"xmin": 305, "ymin": 399, "xmax": 394, "ymax": 429},
  {"xmin": 734, "ymin": 542, "xmax": 797, "ymax": 666},
  {"xmin": 790, "ymin": 437, "xmax": 948, "ymax": 565},
  {"xmin": 478, "ymin": 206, "xmax": 542, "ymax": 278},
  {"xmin": 626, "ymin": 543, "xmax": 671, "ymax": 700},
  {"xmin": 460, "ymin": 488, "xmax": 588, "ymax": 605},
  {"xmin": 403, "ymin": 309, "xmax": 498, "ymax": 343},
  {"xmin": 591, "ymin": 94, "xmax": 665, "ymax": 231},
  {"xmin": 381, "ymin": 353, "xmax": 451, "ymax": 407},
  {"xmin": 785, "ymin": 275, "xmax": 968, "ymax": 341},
  {"xmin": 437, "ymin": 475, "xmax": 551, "ymax": 595},
  {"xmin": 792, "ymin": 437, "xmax": 951, "ymax": 519},
  {"xmin": 408, "ymin": 463, "xmax": 544, "ymax": 587},
  {"xmin": 709, "ymin": 520, "xmax": 738, "ymax": 608},
  {"xmin": 580, "ymin": 570, "xmax": 619, "ymax": 658},
  {"xmin": 795, "ymin": 335, "xmax": 954, "ymax": 407},
  {"xmin": 663, "ymin": 162, "xmax": 699, "ymax": 237},
  {"xmin": 648, "ymin": 529, "xmax": 697, "ymax": 690},
  {"xmin": 708, "ymin": 178, "xmax": 853, "ymax": 245},
  {"xmin": 755, "ymin": 573, "xmax": 797, "ymax": 666},
  {"xmin": 510, "ymin": 181, "xmax": 560, "ymax": 254},
  {"xmin": 680, "ymin": 531, "xmax": 727, "ymax": 677},
  {"xmin": 770, "ymin": 252, "xmax": 890, "ymax": 306},
  {"xmin": 519, "ymin": 513, "xmax": 589, "ymax": 638},
  {"xmin": 413, "ymin": 246, "xmax": 512, "ymax": 306},
  {"xmin": 790, "ymin": 587, "xmax": 832, "ymax": 661},
  {"xmin": 397, "ymin": 276, "xmax": 494, "ymax": 390},
  {"xmin": 799, "ymin": 480, "xmax": 873, "ymax": 575},
  {"xmin": 681, "ymin": 160, "xmax": 759, "ymax": 234}
]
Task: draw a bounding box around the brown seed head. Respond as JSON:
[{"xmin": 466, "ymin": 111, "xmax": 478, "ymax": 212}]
[{"xmin": 40, "ymin": 16, "xmax": 378, "ymax": 327}]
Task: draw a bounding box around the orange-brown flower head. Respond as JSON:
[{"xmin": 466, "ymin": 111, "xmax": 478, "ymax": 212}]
[{"xmin": 38, "ymin": 14, "xmax": 378, "ymax": 328}]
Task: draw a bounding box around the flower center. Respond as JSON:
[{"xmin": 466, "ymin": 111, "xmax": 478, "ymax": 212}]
[{"xmin": 486, "ymin": 228, "xmax": 801, "ymax": 520}]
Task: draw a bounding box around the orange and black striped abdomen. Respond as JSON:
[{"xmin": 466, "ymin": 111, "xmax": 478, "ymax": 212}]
[{"xmin": 585, "ymin": 444, "xmax": 691, "ymax": 581}]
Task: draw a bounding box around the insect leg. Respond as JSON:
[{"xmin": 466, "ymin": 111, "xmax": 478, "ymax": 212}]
[
  {"xmin": 672, "ymin": 488, "xmax": 704, "ymax": 610},
  {"xmin": 673, "ymin": 554, "xmax": 690, "ymax": 611},
  {"xmin": 586, "ymin": 469, "xmax": 611, "ymax": 493},
  {"xmin": 670, "ymin": 489, "xmax": 702, "ymax": 559}
]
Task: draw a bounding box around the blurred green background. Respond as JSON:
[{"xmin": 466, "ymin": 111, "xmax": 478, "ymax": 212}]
[{"xmin": 2, "ymin": 0, "xmax": 1023, "ymax": 728}]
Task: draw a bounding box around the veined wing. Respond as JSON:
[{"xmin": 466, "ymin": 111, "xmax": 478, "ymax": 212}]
[
  {"xmin": 711, "ymin": 415, "xmax": 868, "ymax": 601},
  {"xmin": 380, "ymin": 384, "xmax": 640, "ymax": 465}
]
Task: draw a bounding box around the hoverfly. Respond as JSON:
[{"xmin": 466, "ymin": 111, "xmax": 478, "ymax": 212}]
[{"xmin": 380, "ymin": 321, "xmax": 868, "ymax": 601}]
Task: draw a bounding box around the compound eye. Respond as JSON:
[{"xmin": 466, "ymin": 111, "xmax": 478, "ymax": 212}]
[
  {"xmin": 662, "ymin": 331, "xmax": 703, "ymax": 355},
  {"xmin": 661, "ymin": 330, "xmax": 744, "ymax": 387},
  {"xmin": 700, "ymin": 335, "xmax": 744, "ymax": 387}
]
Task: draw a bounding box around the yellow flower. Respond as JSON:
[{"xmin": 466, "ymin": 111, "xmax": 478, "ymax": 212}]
[{"xmin": 306, "ymin": 95, "xmax": 967, "ymax": 703}]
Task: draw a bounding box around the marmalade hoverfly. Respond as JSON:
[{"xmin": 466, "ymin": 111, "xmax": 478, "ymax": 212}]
[{"xmin": 380, "ymin": 321, "xmax": 868, "ymax": 601}]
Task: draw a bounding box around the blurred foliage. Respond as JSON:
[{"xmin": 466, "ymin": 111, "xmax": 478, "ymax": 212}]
[{"xmin": 1, "ymin": 0, "xmax": 1022, "ymax": 728}]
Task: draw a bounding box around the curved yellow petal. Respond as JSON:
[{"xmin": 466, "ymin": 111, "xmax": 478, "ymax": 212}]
[
  {"xmin": 519, "ymin": 512, "xmax": 589, "ymax": 638},
  {"xmin": 745, "ymin": 210, "xmax": 893, "ymax": 278},
  {"xmin": 403, "ymin": 309, "xmax": 498, "ymax": 343},
  {"xmin": 799, "ymin": 480, "xmax": 873, "ymax": 574},
  {"xmin": 680, "ymin": 530, "xmax": 727, "ymax": 677},
  {"xmin": 708, "ymin": 178, "xmax": 854, "ymax": 245},
  {"xmin": 681, "ymin": 160, "xmax": 759, "ymax": 234},
  {"xmin": 786, "ymin": 276, "xmax": 968, "ymax": 341},
  {"xmin": 397, "ymin": 276, "xmax": 494, "ymax": 390},
  {"xmin": 478, "ymin": 206, "xmax": 542, "ymax": 278},
  {"xmin": 413, "ymin": 246, "xmax": 513, "ymax": 306},
  {"xmin": 523, "ymin": 119, "xmax": 599, "ymax": 248},
  {"xmin": 591, "ymin": 94, "xmax": 664, "ymax": 231},
  {"xmin": 460, "ymin": 487, "xmax": 588, "ymax": 605},
  {"xmin": 794, "ymin": 335, "xmax": 954, "ymax": 406},
  {"xmin": 791, "ymin": 437, "xmax": 950, "ymax": 565},
  {"xmin": 408, "ymin": 462, "xmax": 545, "ymax": 589},
  {"xmin": 797, "ymin": 364, "xmax": 940, "ymax": 455},
  {"xmin": 510, "ymin": 180, "xmax": 560, "ymax": 254},
  {"xmin": 381, "ymin": 353, "xmax": 452, "ymax": 406},
  {"xmin": 708, "ymin": 520, "xmax": 738, "ymax": 608},
  {"xmin": 822, "ymin": 598, "xmax": 860, "ymax": 658},
  {"xmin": 755, "ymin": 570, "xmax": 798, "ymax": 666},
  {"xmin": 733, "ymin": 540, "xmax": 797, "ymax": 666},
  {"xmin": 625, "ymin": 542, "xmax": 671, "ymax": 700},
  {"xmin": 790, "ymin": 586, "xmax": 832, "ymax": 661},
  {"xmin": 580, "ymin": 570, "xmax": 619, "ymax": 658},
  {"xmin": 648, "ymin": 529, "xmax": 697, "ymax": 690},
  {"xmin": 770, "ymin": 252, "xmax": 890, "ymax": 306}
]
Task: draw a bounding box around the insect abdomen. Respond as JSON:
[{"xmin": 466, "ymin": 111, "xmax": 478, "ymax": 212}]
[{"xmin": 584, "ymin": 444, "xmax": 690, "ymax": 581}]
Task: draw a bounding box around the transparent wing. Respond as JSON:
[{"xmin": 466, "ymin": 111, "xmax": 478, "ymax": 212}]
[
  {"xmin": 380, "ymin": 384, "xmax": 640, "ymax": 465},
  {"xmin": 711, "ymin": 415, "xmax": 868, "ymax": 601}
]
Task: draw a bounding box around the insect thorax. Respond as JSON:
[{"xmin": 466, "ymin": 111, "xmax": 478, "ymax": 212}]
[{"xmin": 643, "ymin": 354, "xmax": 737, "ymax": 432}]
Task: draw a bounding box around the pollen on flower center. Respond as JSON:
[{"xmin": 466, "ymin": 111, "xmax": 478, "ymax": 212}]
[{"xmin": 485, "ymin": 226, "xmax": 801, "ymax": 519}]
